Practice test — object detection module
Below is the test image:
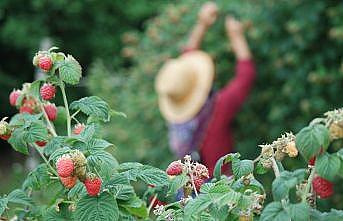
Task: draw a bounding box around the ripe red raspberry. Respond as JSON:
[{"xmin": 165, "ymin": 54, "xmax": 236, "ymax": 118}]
[
  {"xmin": 40, "ymin": 83, "xmax": 56, "ymax": 100},
  {"xmin": 73, "ymin": 123, "xmax": 85, "ymax": 135},
  {"xmin": 84, "ymin": 175, "xmax": 102, "ymax": 196},
  {"xmin": 9, "ymin": 90, "xmax": 21, "ymax": 106},
  {"xmin": 166, "ymin": 160, "xmax": 183, "ymax": 176},
  {"xmin": 35, "ymin": 141, "xmax": 47, "ymax": 147},
  {"xmin": 308, "ymin": 157, "xmax": 316, "ymax": 166},
  {"xmin": 0, "ymin": 134, "xmax": 11, "ymax": 141},
  {"xmin": 193, "ymin": 176, "xmax": 204, "ymax": 192},
  {"xmin": 312, "ymin": 176, "xmax": 334, "ymax": 199},
  {"xmin": 149, "ymin": 196, "xmax": 167, "ymax": 208},
  {"xmin": 56, "ymin": 156, "xmax": 74, "ymax": 178},
  {"xmin": 44, "ymin": 103, "xmax": 57, "ymax": 121},
  {"xmin": 38, "ymin": 55, "xmax": 53, "ymax": 72},
  {"xmin": 194, "ymin": 163, "xmax": 209, "ymax": 179},
  {"xmin": 60, "ymin": 176, "xmax": 78, "ymax": 189},
  {"xmin": 20, "ymin": 106, "xmax": 34, "ymax": 114}
]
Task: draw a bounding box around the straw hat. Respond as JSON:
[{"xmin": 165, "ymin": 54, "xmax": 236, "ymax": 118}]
[{"xmin": 155, "ymin": 50, "xmax": 215, "ymax": 123}]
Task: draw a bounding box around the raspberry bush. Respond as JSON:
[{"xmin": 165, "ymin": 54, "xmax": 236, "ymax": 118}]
[{"xmin": 0, "ymin": 47, "xmax": 342, "ymax": 220}]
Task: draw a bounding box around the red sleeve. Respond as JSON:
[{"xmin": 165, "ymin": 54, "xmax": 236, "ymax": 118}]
[{"xmin": 215, "ymin": 59, "xmax": 256, "ymax": 125}]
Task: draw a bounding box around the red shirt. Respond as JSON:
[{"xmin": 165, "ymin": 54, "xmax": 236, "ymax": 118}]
[{"xmin": 200, "ymin": 59, "xmax": 256, "ymax": 175}]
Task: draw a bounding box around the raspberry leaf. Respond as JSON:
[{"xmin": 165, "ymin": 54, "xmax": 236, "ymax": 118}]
[
  {"xmin": 260, "ymin": 201, "xmax": 291, "ymax": 221},
  {"xmin": 288, "ymin": 203, "xmax": 310, "ymax": 221},
  {"xmin": 167, "ymin": 173, "xmax": 189, "ymax": 196},
  {"xmin": 105, "ymin": 174, "xmax": 135, "ymax": 200},
  {"xmin": 75, "ymin": 192, "xmax": 119, "ymax": 221},
  {"xmin": 44, "ymin": 136, "xmax": 66, "ymax": 156},
  {"xmin": 8, "ymin": 128, "xmax": 29, "ymax": 154},
  {"xmin": 119, "ymin": 197, "xmax": 148, "ymax": 218},
  {"xmin": 315, "ymin": 152, "xmax": 341, "ymax": 181},
  {"xmin": 23, "ymin": 121, "xmax": 49, "ymax": 143},
  {"xmin": 272, "ymin": 169, "xmax": 306, "ymax": 201},
  {"xmin": 70, "ymin": 96, "xmax": 111, "ymax": 122},
  {"xmin": 59, "ymin": 55, "xmax": 82, "ymax": 85},
  {"xmin": 296, "ymin": 124, "xmax": 330, "ymax": 160},
  {"xmin": 7, "ymin": 189, "xmax": 33, "ymax": 207},
  {"xmin": 213, "ymin": 153, "xmax": 240, "ymax": 180},
  {"xmin": 22, "ymin": 164, "xmax": 50, "ymax": 191},
  {"xmin": 232, "ymin": 159, "xmax": 254, "ymax": 179},
  {"xmin": 0, "ymin": 197, "xmax": 8, "ymax": 216}
]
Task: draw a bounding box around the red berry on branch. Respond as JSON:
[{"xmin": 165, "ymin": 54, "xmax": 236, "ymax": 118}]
[
  {"xmin": 73, "ymin": 123, "xmax": 85, "ymax": 135},
  {"xmin": 312, "ymin": 176, "xmax": 334, "ymax": 199},
  {"xmin": 40, "ymin": 83, "xmax": 56, "ymax": 100},
  {"xmin": 166, "ymin": 160, "xmax": 183, "ymax": 176},
  {"xmin": 84, "ymin": 175, "xmax": 102, "ymax": 196},
  {"xmin": 9, "ymin": 90, "xmax": 21, "ymax": 106},
  {"xmin": 0, "ymin": 134, "xmax": 11, "ymax": 141},
  {"xmin": 35, "ymin": 141, "xmax": 47, "ymax": 147},
  {"xmin": 56, "ymin": 156, "xmax": 74, "ymax": 178},
  {"xmin": 38, "ymin": 55, "xmax": 53, "ymax": 72},
  {"xmin": 193, "ymin": 176, "xmax": 204, "ymax": 192},
  {"xmin": 308, "ymin": 157, "xmax": 316, "ymax": 166},
  {"xmin": 44, "ymin": 103, "xmax": 57, "ymax": 121},
  {"xmin": 149, "ymin": 196, "xmax": 167, "ymax": 208},
  {"xmin": 19, "ymin": 106, "xmax": 34, "ymax": 114},
  {"xmin": 60, "ymin": 176, "xmax": 78, "ymax": 189}
]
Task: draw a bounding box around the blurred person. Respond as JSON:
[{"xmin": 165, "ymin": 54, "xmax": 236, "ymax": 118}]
[{"xmin": 155, "ymin": 2, "xmax": 256, "ymax": 175}]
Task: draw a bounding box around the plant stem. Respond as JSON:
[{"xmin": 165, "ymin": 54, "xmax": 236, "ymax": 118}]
[
  {"xmin": 32, "ymin": 144, "xmax": 58, "ymax": 177},
  {"xmin": 253, "ymin": 154, "xmax": 262, "ymax": 163},
  {"xmin": 148, "ymin": 194, "xmax": 158, "ymax": 214},
  {"xmin": 189, "ymin": 173, "xmax": 198, "ymax": 196},
  {"xmin": 271, "ymin": 157, "xmax": 280, "ymax": 177},
  {"xmin": 40, "ymin": 104, "xmax": 57, "ymax": 137},
  {"xmin": 60, "ymin": 83, "xmax": 71, "ymax": 136},
  {"xmin": 302, "ymin": 167, "xmax": 316, "ymax": 203}
]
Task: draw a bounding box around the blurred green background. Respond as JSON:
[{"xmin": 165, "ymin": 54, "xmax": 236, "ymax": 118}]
[{"xmin": 0, "ymin": 0, "xmax": 342, "ymax": 211}]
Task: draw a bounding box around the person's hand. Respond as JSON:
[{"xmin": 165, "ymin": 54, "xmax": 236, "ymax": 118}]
[
  {"xmin": 198, "ymin": 2, "xmax": 218, "ymax": 27},
  {"xmin": 225, "ymin": 16, "xmax": 244, "ymax": 39},
  {"xmin": 225, "ymin": 16, "xmax": 252, "ymax": 59}
]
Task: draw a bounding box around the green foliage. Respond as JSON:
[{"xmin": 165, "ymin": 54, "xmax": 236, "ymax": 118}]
[{"xmin": 87, "ymin": 0, "xmax": 343, "ymax": 172}]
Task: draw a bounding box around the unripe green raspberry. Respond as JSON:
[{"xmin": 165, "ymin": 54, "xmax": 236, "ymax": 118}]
[
  {"xmin": 70, "ymin": 150, "xmax": 87, "ymax": 182},
  {"xmin": 260, "ymin": 158, "xmax": 272, "ymax": 169},
  {"xmin": 0, "ymin": 119, "xmax": 9, "ymax": 135},
  {"xmin": 274, "ymin": 149, "xmax": 286, "ymax": 161}
]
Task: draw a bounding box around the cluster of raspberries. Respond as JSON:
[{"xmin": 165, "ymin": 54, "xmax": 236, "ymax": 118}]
[
  {"xmin": 56, "ymin": 150, "xmax": 102, "ymax": 197},
  {"xmin": 308, "ymin": 155, "xmax": 334, "ymax": 199},
  {"xmin": 166, "ymin": 157, "xmax": 209, "ymax": 194}
]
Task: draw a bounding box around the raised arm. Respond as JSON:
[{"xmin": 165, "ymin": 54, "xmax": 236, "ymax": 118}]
[
  {"xmin": 215, "ymin": 16, "xmax": 256, "ymax": 125},
  {"xmin": 183, "ymin": 2, "xmax": 218, "ymax": 51}
]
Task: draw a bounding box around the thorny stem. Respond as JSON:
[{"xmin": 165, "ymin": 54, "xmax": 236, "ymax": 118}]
[
  {"xmin": 60, "ymin": 83, "xmax": 71, "ymax": 136},
  {"xmin": 148, "ymin": 194, "xmax": 158, "ymax": 214},
  {"xmin": 302, "ymin": 167, "xmax": 316, "ymax": 203},
  {"xmin": 253, "ymin": 154, "xmax": 262, "ymax": 163},
  {"xmin": 271, "ymin": 157, "xmax": 280, "ymax": 177},
  {"xmin": 32, "ymin": 143, "xmax": 58, "ymax": 177},
  {"xmin": 70, "ymin": 109, "xmax": 81, "ymax": 119},
  {"xmin": 189, "ymin": 173, "xmax": 199, "ymax": 196},
  {"xmin": 40, "ymin": 104, "xmax": 57, "ymax": 137}
]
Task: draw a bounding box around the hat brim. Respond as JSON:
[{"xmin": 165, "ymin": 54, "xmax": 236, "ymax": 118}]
[{"xmin": 157, "ymin": 51, "xmax": 214, "ymax": 123}]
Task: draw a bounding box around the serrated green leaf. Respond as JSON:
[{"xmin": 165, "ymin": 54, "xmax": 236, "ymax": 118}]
[
  {"xmin": 232, "ymin": 159, "xmax": 254, "ymax": 178},
  {"xmin": 59, "ymin": 55, "xmax": 82, "ymax": 85},
  {"xmin": 167, "ymin": 173, "xmax": 189, "ymax": 196},
  {"xmin": 213, "ymin": 153, "xmax": 241, "ymax": 180},
  {"xmin": 48, "ymin": 147, "xmax": 71, "ymax": 163},
  {"xmin": 68, "ymin": 182, "xmax": 86, "ymax": 199},
  {"xmin": 138, "ymin": 166, "xmax": 169, "ymax": 186},
  {"xmin": 22, "ymin": 164, "xmax": 50, "ymax": 191},
  {"xmin": 288, "ymin": 203, "xmax": 309, "ymax": 221},
  {"xmin": 296, "ymin": 124, "xmax": 330, "ymax": 160},
  {"xmin": 184, "ymin": 194, "xmax": 212, "ymax": 221},
  {"xmin": 8, "ymin": 128, "xmax": 28, "ymax": 154},
  {"xmin": 23, "ymin": 121, "xmax": 49, "ymax": 142},
  {"xmin": 260, "ymin": 202, "xmax": 290, "ymax": 221},
  {"xmin": 29, "ymin": 80, "xmax": 43, "ymax": 100},
  {"xmin": 324, "ymin": 209, "xmax": 343, "ymax": 221},
  {"xmin": 315, "ymin": 152, "xmax": 341, "ymax": 181},
  {"xmin": 120, "ymin": 197, "xmax": 148, "ymax": 218},
  {"xmin": 7, "ymin": 189, "xmax": 33, "ymax": 206},
  {"xmin": 44, "ymin": 136, "xmax": 66, "ymax": 156},
  {"xmin": 105, "ymin": 174, "xmax": 135, "ymax": 200},
  {"xmin": 75, "ymin": 193, "xmax": 119, "ymax": 221},
  {"xmin": 43, "ymin": 204, "xmax": 74, "ymax": 221},
  {"xmin": 70, "ymin": 96, "xmax": 111, "ymax": 122},
  {"xmin": 87, "ymin": 150, "xmax": 118, "ymax": 178},
  {"xmin": 0, "ymin": 197, "xmax": 8, "ymax": 216},
  {"xmin": 272, "ymin": 169, "xmax": 305, "ymax": 201}
]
